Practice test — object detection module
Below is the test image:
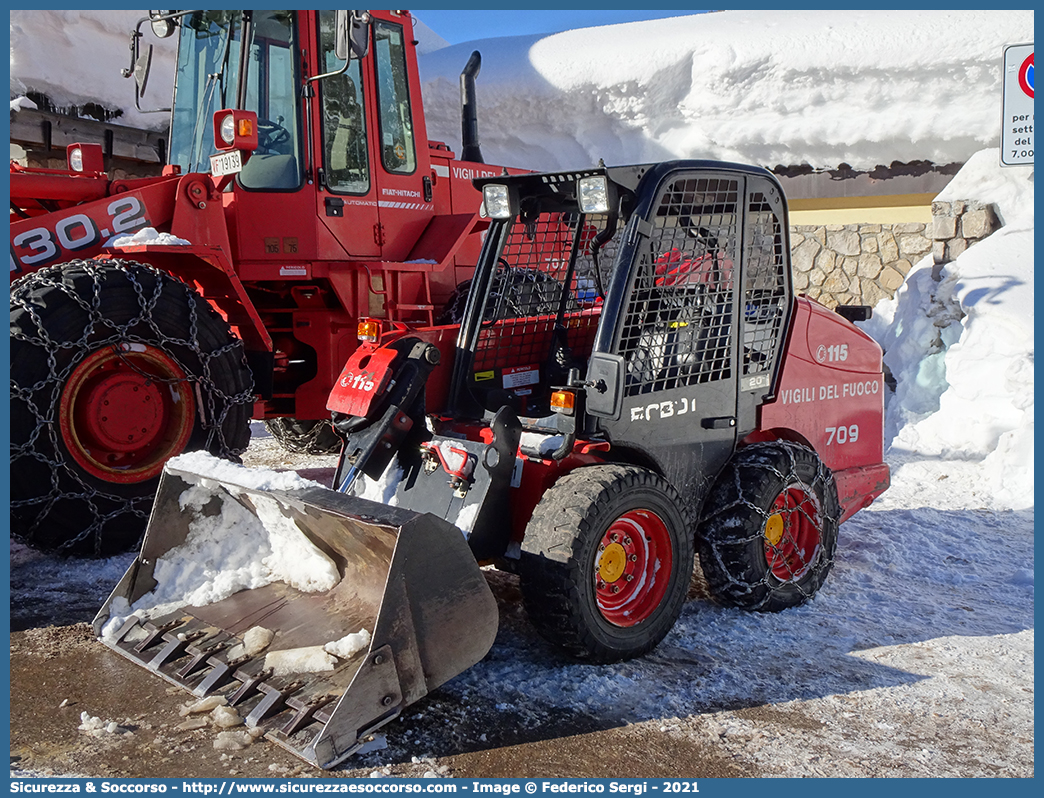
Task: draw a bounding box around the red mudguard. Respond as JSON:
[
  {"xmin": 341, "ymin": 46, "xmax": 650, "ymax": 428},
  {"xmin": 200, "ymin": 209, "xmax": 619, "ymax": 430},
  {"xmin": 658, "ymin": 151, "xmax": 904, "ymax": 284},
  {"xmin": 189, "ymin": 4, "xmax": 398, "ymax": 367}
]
[{"xmin": 758, "ymin": 297, "xmax": 890, "ymax": 521}]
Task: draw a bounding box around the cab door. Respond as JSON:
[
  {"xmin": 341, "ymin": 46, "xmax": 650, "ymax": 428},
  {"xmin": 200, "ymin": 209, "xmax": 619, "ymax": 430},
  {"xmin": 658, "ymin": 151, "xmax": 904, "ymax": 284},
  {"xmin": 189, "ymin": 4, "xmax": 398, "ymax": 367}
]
[
  {"xmin": 369, "ymin": 13, "xmax": 436, "ymax": 263},
  {"xmin": 597, "ymin": 169, "xmax": 745, "ymax": 502},
  {"xmin": 313, "ymin": 9, "xmax": 381, "ymax": 259}
]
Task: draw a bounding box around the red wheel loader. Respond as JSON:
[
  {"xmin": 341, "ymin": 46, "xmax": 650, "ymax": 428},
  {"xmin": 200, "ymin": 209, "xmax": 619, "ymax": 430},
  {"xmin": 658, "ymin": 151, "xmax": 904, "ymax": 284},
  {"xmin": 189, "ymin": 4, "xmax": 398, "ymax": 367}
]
[
  {"xmin": 10, "ymin": 9, "xmax": 520, "ymax": 555},
  {"xmin": 94, "ymin": 161, "xmax": 889, "ymax": 769}
]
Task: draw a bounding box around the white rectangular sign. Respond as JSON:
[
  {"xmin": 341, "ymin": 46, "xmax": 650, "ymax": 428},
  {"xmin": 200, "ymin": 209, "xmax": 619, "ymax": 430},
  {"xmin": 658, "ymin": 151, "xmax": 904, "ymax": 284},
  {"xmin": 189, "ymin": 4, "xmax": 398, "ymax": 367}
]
[
  {"xmin": 210, "ymin": 149, "xmax": 243, "ymax": 177},
  {"xmin": 1001, "ymin": 43, "xmax": 1033, "ymax": 167}
]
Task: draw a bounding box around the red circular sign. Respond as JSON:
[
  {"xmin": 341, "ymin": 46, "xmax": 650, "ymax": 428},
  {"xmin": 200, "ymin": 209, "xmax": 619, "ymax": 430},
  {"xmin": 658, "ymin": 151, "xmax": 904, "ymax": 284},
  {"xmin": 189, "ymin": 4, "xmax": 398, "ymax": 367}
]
[{"xmin": 1018, "ymin": 53, "xmax": 1033, "ymax": 99}]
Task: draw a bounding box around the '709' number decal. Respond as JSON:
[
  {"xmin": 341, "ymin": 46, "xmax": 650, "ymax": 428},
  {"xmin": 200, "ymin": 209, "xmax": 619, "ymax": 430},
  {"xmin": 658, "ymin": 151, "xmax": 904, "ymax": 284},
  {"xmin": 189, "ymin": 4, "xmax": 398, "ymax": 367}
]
[
  {"xmin": 10, "ymin": 196, "xmax": 149, "ymax": 273},
  {"xmin": 826, "ymin": 425, "xmax": 859, "ymax": 445}
]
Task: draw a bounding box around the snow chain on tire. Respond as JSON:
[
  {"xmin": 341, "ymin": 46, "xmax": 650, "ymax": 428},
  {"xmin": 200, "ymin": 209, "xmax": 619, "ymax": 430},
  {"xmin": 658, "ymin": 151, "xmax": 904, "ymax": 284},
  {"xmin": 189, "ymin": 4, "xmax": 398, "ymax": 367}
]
[
  {"xmin": 696, "ymin": 441, "xmax": 840, "ymax": 612},
  {"xmin": 263, "ymin": 418, "xmax": 342, "ymax": 455},
  {"xmin": 10, "ymin": 259, "xmax": 255, "ymax": 555}
]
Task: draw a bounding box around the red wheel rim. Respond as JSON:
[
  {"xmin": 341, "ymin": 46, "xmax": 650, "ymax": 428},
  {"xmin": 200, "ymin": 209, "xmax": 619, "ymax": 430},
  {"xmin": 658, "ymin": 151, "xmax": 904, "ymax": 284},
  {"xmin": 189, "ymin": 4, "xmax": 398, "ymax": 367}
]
[
  {"xmin": 595, "ymin": 509, "xmax": 673, "ymax": 627},
  {"xmin": 763, "ymin": 483, "xmax": 822, "ymax": 582},
  {"xmin": 59, "ymin": 344, "xmax": 196, "ymax": 483}
]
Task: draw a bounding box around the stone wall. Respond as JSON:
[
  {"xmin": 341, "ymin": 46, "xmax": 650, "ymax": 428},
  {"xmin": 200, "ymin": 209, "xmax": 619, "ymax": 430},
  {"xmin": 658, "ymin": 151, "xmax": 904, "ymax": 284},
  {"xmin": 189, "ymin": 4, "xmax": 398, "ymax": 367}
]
[
  {"xmin": 789, "ymin": 201, "xmax": 1000, "ymax": 308},
  {"xmin": 931, "ymin": 200, "xmax": 999, "ymax": 265},
  {"xmin": 790, "ymin": 223, "xmax": 932, "ymax": 308}
]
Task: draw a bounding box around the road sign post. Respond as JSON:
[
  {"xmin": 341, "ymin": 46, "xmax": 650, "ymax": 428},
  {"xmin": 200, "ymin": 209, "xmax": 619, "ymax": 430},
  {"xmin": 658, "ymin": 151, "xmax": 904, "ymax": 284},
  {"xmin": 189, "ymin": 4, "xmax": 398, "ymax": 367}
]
[{"xmin": 1001, "ymin": 43, "xmax": 1033, "ymax": 167}]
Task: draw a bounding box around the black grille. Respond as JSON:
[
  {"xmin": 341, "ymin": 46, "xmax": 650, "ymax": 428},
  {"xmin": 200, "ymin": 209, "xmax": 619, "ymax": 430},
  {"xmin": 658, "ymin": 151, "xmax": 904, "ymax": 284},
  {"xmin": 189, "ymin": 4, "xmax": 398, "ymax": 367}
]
[
  {"xmin": 620, "ymin": 177, "xmax": 740, "ymax": 396},
  {"xmin": 741, "ymin": 192, "xmax": 787, "ymax": 379},
  {"xmin": 469, "ymin": 213, "xmax": 617, "ymax": 416}
]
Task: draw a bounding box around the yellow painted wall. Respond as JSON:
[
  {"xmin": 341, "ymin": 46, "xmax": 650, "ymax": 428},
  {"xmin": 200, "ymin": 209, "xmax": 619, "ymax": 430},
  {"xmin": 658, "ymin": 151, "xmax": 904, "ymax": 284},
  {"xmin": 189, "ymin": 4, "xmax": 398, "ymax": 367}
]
[{"xmin": 789, "ymin": 193, "xmax": 935, "ymax": 225}]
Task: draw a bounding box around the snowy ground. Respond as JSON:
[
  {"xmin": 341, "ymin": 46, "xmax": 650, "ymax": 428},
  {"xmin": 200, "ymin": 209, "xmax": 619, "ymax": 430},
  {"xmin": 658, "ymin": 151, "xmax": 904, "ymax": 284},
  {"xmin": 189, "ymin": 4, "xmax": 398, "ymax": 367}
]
[{"xmin": 8, "ymin": 430, "xmax": 1034, "ymax": 777}]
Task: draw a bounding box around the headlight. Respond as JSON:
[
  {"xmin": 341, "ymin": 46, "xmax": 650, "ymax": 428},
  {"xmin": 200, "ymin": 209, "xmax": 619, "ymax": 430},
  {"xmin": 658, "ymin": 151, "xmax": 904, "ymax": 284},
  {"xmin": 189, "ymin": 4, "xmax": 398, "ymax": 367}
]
[
  {"xmin": 150, "ymin": 18, "xmax": 175, "ymax": 38},
  {"xmin": 482, "ymin": 184, "xmax": 513, "ymax": 220},
  {"xmin": 578, "ymin": 176, "xmax": 612, "ymax": 214},
  {"xmin": 68, "ymin": 147, "xmax": 84, "ymax": 173},
  {"xmin": 219, "ymin": 113, "xmax": 236, "ymax": 145},
  {"xmin": 150, "ymin": 11, "xmax": 175, "ymax": 38}
]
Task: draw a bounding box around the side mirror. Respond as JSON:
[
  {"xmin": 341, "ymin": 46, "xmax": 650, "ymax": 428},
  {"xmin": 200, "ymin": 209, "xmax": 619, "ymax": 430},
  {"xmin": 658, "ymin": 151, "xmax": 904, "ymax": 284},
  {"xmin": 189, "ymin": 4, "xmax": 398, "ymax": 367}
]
[
  {"xmin": 133, "ymin": 44, "xmax": 154, "ymax": 97},
  {"xmin": 336, "ymin": 10, "xmax": 371, "ymax": 61},
  {"xmin": 584, "ymin": 353, "xmax": 626, "ymax": 420}
]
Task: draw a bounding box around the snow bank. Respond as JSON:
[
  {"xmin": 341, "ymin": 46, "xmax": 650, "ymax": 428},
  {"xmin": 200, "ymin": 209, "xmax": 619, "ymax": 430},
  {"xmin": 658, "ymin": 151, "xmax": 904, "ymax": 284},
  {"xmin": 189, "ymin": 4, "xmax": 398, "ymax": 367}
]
[
  {"xmin": 11, "ymin": 10, "xmax": 1030, "ymax": 173},
  {"xmin": 418, "ymin": 10, "xmax": 1033, "ymax": 171},
  {"xmin": 10, "ymin": 11, "xmax": 175, "ymax": 131},
  {"xmin": 861, "ymin": 150, "xmax": 1033, "ymax": 510}
]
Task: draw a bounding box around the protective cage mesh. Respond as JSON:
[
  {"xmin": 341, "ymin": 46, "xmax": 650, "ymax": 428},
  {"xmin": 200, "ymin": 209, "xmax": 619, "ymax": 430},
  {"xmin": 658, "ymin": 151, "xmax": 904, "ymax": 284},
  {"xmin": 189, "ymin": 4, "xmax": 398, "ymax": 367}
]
[
  {"xmin": 470, "ymin": 212, "xmax": 618, "ymax": 415},
  {"xmin": 620, "ymin": 176, "xmax": 741, "ymax": 396},
  {"xmin": 740, "ymin": 191, "xmax": 788, "ymax": 378}
]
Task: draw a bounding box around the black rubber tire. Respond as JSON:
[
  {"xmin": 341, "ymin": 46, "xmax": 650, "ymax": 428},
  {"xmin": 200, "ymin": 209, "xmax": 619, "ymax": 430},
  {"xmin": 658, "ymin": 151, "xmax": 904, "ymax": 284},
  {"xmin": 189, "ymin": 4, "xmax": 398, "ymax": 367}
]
[
  {"xmin": 263, "ymin": 417, "xmax": 342, "ymax": 454},
  {"xmin": 519, "ymin": 464, "xmax": 694, "ymax": 663},
  {"xmin": 11, "ymin": 259, "xmax": 254, "ymax": 556},
  {"xmin": 696, "ymin": 441, "xmax": 840, "ymax": 612}
]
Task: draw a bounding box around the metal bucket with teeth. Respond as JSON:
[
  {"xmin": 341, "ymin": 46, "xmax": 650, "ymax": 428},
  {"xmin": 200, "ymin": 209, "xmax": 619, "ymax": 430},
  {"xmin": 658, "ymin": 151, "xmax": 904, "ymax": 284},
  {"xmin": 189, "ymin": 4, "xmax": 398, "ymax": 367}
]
[{"xmin": 93, "ymin": 460, "xmax": 499, "ymax": 769}]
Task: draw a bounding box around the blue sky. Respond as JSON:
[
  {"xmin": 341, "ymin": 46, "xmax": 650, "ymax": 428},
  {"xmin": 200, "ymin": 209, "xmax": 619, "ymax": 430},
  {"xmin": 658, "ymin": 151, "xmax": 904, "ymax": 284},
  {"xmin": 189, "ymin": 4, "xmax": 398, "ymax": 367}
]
[{"xmin": 412, "ymin": 9, "xmax": 709, "ymax": 45}]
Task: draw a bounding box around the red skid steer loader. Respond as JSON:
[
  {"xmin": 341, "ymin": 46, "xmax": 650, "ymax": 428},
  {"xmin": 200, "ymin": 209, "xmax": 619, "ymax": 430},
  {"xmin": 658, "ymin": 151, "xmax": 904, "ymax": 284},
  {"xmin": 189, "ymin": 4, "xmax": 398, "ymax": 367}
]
[{"xmin": 94, "ymin": 161, "xmax": 889, "ymax": 768}]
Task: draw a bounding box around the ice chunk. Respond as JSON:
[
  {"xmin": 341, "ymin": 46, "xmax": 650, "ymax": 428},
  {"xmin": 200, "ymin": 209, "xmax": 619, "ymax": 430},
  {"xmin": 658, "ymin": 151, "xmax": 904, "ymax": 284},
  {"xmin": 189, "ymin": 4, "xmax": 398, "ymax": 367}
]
[
  {"xmin": 179, "ymin": 696, "xmax": 227, "ymax": 716},
  {"xmin": 175, "ymin": 717, "xmax": 208, "ymax": 732},
  {"xmin": 210, "ymin": 705, "xmax": 243, "ymax": 729},
  {"xmin": 324, "ymin": 629, "xmax": 371, "ymax": 660},
  {"xmin": 227, "ymin": 625, "xmax": 275, "ymax": 660},
  {"xmin": 213, "ymin": 730, "xmax": 255, "ymax": 751},
  {"xmin": 265, "ymin": 646, "xmax": 337, "ymax": 676}
]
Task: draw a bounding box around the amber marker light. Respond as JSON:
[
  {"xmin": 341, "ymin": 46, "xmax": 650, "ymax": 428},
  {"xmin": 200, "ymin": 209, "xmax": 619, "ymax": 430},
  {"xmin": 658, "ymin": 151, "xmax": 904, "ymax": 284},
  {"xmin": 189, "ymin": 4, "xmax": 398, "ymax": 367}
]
[
  {"xmin": 550, "ymin": 390, "xmax": 576, "ymax": 415},
  {"xmin": 357, "ymin": 319, "xmax": 380, "ymax": 342}
]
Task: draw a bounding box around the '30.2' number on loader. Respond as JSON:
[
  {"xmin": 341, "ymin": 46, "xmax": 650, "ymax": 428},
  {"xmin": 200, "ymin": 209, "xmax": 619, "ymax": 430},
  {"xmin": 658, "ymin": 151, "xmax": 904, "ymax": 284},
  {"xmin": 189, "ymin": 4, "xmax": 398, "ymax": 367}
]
[{"xmin": 10, "ymin": 196, "xmax": 149, "ymax": 274}]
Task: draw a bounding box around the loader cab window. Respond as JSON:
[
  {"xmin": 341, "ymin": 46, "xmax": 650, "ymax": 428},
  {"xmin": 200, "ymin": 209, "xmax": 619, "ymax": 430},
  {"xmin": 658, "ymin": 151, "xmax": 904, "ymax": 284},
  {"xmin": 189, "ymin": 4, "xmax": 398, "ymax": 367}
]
[
  {"xmin": 461, "ymin": 210, "xmax": 612, "ymax": 418},
  {"xmin": 168, "ymin": 10, "xmax": 301, "ymax": 190},
  {"xmin": 373, "ymin": 20, "xmax": 417, "ymax": 174},
  {"xmin": 238, "ymin": 11, "xmax": 303, "ymax": 190},
  {"xmin": 169, "ymin": 11, "xmax": 244, "ymax": 173},
  {"xmin": 319, "ymin": 10, "xmax": 369, "ymax": 194}
]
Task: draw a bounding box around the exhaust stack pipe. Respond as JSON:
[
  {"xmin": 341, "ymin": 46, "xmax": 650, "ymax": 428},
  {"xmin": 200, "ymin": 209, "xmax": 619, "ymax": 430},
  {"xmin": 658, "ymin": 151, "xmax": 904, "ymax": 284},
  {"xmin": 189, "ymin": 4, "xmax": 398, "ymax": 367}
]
[{"xmin": 460, "ymin": 50, "xmax": 483, "ymax": 163}]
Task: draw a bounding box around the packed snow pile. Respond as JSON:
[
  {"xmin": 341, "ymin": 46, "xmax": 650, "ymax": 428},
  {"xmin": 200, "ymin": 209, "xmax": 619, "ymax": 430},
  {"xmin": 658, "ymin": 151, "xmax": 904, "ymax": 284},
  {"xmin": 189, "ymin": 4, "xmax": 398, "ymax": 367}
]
[
  {"xmin": 860, "ymin": 150, "xmax": 1034, "ymax": 510},
  {"xmin": 10, "ymin": 11, "xmax": 176, "ymax": 131},
  {"xmin": 99, "ymin": 453, "xmax": 338, "ymax": 637},
  {"xmin": 418, "ymin": 9, "xmax": 1032, "ymax": 171},
  {"xmin": 11, "ymin": 10, "xmax": 1031, "ymax": 174},
  {"xmin": 104, "ymin": 227, "xmax": 191, "ymax": 248}
]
